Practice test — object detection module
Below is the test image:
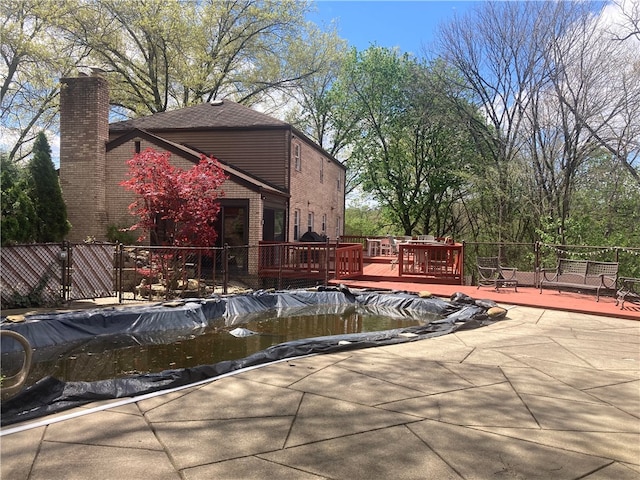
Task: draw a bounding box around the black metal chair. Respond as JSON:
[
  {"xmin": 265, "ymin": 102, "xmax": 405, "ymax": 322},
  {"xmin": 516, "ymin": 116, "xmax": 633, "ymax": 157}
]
[
  {"xmin": 477, "ymin": 256, "xmax": 518, "ymax": 291},
  {"xmin": 616, "ymin": 277, "xmax": 640, "ymax": 310}
]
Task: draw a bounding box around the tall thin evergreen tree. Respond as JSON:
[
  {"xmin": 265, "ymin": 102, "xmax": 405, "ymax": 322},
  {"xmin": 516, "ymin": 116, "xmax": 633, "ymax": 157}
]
[
  {"xmin": 1, "ymin": 154, "xmax": 37, "ymax": 245},
  {"xmin": 28, "ymin": 132, "xmax": 70, "ymax": 242}
]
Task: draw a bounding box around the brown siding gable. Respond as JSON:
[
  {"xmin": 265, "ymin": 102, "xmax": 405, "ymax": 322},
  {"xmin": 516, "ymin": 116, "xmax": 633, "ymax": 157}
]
[{"xmin": 107, "ymin": 128, "xmax": 286, "ymax": 197}]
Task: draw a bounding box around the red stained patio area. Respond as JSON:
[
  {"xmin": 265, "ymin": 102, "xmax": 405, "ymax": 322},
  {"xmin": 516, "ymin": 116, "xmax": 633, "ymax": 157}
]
[{"xmin": 330, "ymin": 257, "xmax": 640, "ymax": 322}]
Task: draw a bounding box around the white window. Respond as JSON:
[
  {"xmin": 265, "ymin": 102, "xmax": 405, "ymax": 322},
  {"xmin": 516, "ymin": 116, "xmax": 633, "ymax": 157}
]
[
  {"xmin": 294, "ymin": 143, "xmax": 301, "ymax": 171},
  {"xmin": 321, "ymin": 214, "xmax": 326, "ymax": 233},
  {"xmin": 335, "ymin": 216, "xmax": 341, "ymax": 238},
  {"xmin": 294, "ymin": 209, "xmax": 300, "ymax": 240},
  {"xmin": 337, "ymin": 174, "xmax": 341, "ymax": 191},
  {"xmin": 320, "ymin": 158, "xmax": 324, "ymax": 183},
  {"xmin": 307, "ymin": 212, "xmax": 314, "ymax": 232}
]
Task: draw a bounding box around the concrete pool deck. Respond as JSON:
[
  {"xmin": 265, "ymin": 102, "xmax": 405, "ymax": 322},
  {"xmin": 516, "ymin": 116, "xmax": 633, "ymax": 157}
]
[{"xmin": 2, "ymin": 304, "xmax": 639, "ymax": 479}]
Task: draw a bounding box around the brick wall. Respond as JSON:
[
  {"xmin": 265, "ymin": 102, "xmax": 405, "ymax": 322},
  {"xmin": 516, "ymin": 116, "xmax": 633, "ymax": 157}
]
[
  {"xmin": 106, "ymin": 140, "xmax": 162, "ymax": 234},
  {"xmin": 289, "ymin": 135, "xmax": 345, "ymax": 241},
  {"xmin": 59, "ymin": 75, "xmax": 109, "ymax": 242}
]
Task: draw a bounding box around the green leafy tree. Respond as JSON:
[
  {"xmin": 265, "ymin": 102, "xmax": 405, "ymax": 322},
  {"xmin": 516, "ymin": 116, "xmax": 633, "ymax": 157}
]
[
  {"xmin": 340, "ymin": 46, "xmax": 479, "ymax": 237},
  {"xmin": 282, "ymin": 25, "xmax": 350, "ymax": 154},
  {"xmin": 281, "ymin": 28, "xmax": 361, "ymax": 191},
  {"xmin": 2, "ymin": 0, "xmax": 343, "ymax": 158},
  {"xmin": 565, "ymin": 154, "xmax": 640, "ymax": 247},
  {"xmin": 1, "ymin": 153, "xmax": 36, "ymax": 245},
  {"xmin": 27, "ymin": 132, "xmax": 70, "ymax": 241},
  {"xmin": 438, "ymin": 0, "xmax": 640, "ymax": 245},
  {"xmin": 344, "ymin": 200, "xmax": 388, "ymax": 237}
]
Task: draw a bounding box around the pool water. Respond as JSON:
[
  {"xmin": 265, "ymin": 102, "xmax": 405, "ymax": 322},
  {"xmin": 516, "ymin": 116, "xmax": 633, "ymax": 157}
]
[{"xmin": 9, "ymin": 306, "xmax": 440, "ymax": 388}]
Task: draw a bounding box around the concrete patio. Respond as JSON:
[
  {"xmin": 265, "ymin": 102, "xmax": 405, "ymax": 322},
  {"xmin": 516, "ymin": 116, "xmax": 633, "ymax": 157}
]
[{"xmin": 2, "ymin": 303, "xmax": 639, "ymax": 479}]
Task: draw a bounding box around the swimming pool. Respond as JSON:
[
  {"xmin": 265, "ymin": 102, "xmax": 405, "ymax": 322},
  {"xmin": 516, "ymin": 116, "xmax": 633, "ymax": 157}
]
[{"xmin": 1, "ymin": 287, "xmax": 502, "ymax": 426}]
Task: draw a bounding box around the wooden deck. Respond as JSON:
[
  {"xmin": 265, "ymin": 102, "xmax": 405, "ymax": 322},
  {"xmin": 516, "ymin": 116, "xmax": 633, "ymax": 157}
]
[{"xmin": 357, "ymin": 254, "xmax": 463, "ymax": 284}]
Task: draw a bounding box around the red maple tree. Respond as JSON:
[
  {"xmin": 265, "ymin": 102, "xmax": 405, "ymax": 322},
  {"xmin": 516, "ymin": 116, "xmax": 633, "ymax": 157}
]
[{"xmin": 121, "ymin": 148, "xmax": 227, "ymax": 246}]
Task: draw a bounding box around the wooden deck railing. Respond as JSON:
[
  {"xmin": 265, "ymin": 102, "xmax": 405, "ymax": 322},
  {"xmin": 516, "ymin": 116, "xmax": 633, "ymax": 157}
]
[
  {"xmin": 398, "ymin": 243, "xmax": 464, "ymax": 284},
  {"xmin": 258, "ymin": 241, "xmax": 363, "ymax": 281},
  {"xmin": 334, "ymin": 243, "xmax": 364, "ymax": 280}
]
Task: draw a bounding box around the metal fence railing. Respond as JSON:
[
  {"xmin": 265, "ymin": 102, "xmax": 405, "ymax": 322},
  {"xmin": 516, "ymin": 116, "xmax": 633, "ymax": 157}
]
[
  {"xmin": 462, "ymin": 242, "xmax": 640, "ymax": 287},
  {"xmin": 1, "ymin": 242, "xmax": 351, "ymax": 309},
  {"xmin": 342, "ymin": 236, "xmax": 640, "ymax": 287},
  {"xmin": 1, "ymin": 243, "xmax": 64, "ymax": 308},
  {"xmin": 2, "ymin": 240, "xmax": 639, "ymax": 309}
]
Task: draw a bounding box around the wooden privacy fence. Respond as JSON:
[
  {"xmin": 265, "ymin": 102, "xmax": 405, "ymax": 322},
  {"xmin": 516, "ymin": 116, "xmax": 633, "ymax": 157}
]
[{"xmin": 1, "ymin": 242, "xmax": 116, "ymax": 308}]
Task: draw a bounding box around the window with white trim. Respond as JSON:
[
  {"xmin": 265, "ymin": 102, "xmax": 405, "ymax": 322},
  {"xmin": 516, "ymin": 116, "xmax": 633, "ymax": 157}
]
[
  {"xmin": 321, "ymin": 214, "xmax": 326, "ymax": 234},
  {"xmin": 294, "ymin": 209, "xmax": 300, "ymax": 240},
  {"xmin": 307, "ymin": 212, "xmax": 314, "ymax": 233},
  {"xmin": 320, "ymin": 158, "xmax": 324, "ymax": 183},
  {"xmin": 335, "ymin": 216, "xmax": 341, "ymax": 238},
  {"xmin": 294, "ymin": 143, "xmax": 301, "ymax": 171}
]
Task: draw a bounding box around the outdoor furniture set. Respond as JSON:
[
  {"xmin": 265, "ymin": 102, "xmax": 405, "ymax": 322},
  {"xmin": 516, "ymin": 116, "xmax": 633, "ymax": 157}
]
[
  {"xmin": 476, "ymin": 257, "xmax": 637, "ymax": 308},
  {"xmin": 369, "ymin": 240, "xmax": 633, "ymax": 306}
]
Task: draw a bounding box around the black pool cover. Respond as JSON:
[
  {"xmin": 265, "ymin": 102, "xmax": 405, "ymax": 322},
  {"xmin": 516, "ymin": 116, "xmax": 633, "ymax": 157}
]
[{"xmin": 1, "ymin": 286, "xmax": 505, "ymax": 426}]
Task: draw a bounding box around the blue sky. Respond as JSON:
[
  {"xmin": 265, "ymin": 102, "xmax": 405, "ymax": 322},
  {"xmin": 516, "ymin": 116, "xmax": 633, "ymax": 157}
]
[{"xmin": 307, "ymin": 1, "xmax": 479, "ymax": 55}]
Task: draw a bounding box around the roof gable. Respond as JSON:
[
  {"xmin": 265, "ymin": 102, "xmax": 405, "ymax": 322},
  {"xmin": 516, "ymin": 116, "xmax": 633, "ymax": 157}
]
[
  {"xmin": 106, "ymin": 128, "xmax": 287, "ymax": 197},
  {"xmin": 109, "ymin": 101, "xmax": 288, "ymax": 132}
]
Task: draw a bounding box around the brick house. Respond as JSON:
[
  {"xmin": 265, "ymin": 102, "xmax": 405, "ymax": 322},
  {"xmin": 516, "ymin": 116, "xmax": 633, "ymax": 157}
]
[{"xmin": 59, "ymin": 75, "xmax": 346, "ymax": 267}]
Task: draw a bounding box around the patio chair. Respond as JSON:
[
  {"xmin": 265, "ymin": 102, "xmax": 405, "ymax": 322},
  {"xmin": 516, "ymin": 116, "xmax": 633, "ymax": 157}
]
[
  {"xmin": 386, "ymin": 236, "xmax": 400, "ymax": 268},
  {"xmin": 477, "ymin": 256, "xmax": 518, "ymax": 292},
  {"xmin": 381, "ymin": 235, "xmax": 398, "ymax": 256}
]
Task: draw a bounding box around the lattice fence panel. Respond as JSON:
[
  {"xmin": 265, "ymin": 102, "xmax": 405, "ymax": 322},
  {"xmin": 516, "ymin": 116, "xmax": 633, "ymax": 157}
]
[
  {"xmin": 69, "ymin": 243, "xmax": 116, "ymax": 300},
  {"xmin": 0, "ymin": 244, "xmax": 63, "ymax": 307}
]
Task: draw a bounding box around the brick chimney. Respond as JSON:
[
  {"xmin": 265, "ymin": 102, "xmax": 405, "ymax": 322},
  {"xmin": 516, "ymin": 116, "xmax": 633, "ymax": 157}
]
[{"xmin": 59, "ymin": 74, "xmax": 109, "ymax": 242}]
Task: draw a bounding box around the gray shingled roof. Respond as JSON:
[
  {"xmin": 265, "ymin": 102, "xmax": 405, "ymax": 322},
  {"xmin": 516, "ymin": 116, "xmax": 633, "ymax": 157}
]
[{"xmin": 110, "ymin": 100, "xmax": 288, "ymax": 132}]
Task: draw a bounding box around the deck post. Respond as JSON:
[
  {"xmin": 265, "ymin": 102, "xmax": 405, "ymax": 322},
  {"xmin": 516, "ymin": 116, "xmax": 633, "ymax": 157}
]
[{"xmin": 223, "ymin": 243, "xmax": 229, "ymax": 294}]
